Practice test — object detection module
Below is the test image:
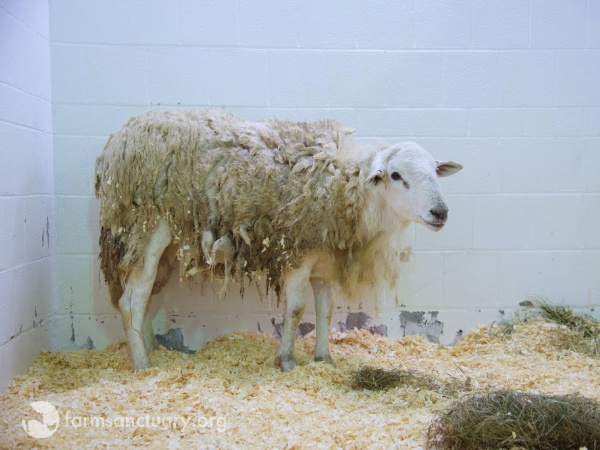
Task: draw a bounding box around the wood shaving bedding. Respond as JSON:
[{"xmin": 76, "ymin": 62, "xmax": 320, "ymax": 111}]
[{"xmin": 1, "ymin": 319, "xmax": 598, "ymax": 449}]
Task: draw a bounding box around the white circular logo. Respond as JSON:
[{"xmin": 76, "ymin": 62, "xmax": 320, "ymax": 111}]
[{"xmin": 22, "ymin": 401, "xmax": 59, "ymax": 438}]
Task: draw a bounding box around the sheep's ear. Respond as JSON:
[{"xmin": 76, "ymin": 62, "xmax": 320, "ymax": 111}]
[
  {"xmin": 365, "ymin": 149, "xmax": 390, "ymax": 185},
  {"xmin": 365, "ymin": 169, "xmax": 384, "ymax": 185},
  {"xmin": 436, "ymin": 161, "xmax": 463, "ymax": 177}
]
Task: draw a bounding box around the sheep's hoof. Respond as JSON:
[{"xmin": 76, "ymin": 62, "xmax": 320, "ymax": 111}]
[
  {"xmin": 315, "ymin": 355, "xmax": 335, "ymax": 366},
  {"xmin": 132, "ymin": 356, "xmax": 153, "ymax": 372},
  {"xmin": 276, "ymin": 355, "xmax": 297, "ymax": 372}
]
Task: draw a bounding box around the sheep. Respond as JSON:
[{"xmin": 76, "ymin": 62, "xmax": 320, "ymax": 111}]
[{"xmin": 94, "ymin": 109, "xmax": 462, "ymax": 371}]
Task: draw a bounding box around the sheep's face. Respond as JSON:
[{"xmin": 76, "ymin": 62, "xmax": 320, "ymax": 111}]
[{"xmin": 366, "ymin": 143, "xmax": 462, "ymax": 231}]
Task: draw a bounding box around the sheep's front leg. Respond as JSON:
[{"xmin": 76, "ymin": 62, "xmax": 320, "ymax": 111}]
[
  {"xmin": 311, "ymin": 278, "xmax": 334, "ymax": 365},
  {"xmin": 119, "ymin": 219, "xmax": 171, "ymax": 370},
  {"xmin": 277, "ymin": 261, "xmax": 313, "ymax": 371}
]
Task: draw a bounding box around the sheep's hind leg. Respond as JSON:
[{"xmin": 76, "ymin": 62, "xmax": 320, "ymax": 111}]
[
  {"xmin": 311, "ymin": 279, "xmax": 334, "ymax": 365},
  {"xmin": 277, "ymin": 260, "xmax": 313, "ymax": 371},
  {"xmin": 142, "ymin": 313, "xmax": 158, "ymax": 353},
  {"xmin": 119, "ymin": 219, "xmax": 172, "ymax": 370},
  {"xmin": 143, "ymin": 243, "xmax": 178, "ymax": 353}
]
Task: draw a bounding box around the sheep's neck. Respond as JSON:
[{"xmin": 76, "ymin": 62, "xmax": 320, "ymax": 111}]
[{"xmin": 356, "ymin": 195, "xmax": 410, "ymax": 245}]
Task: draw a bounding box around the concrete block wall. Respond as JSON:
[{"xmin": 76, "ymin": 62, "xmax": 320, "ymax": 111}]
[
  {"xmin": 0, "ymin": 1, "xmax": 55, "ymax": 393},
  {"xmin": 49, "ymin": 0, "xmax": 600, "ymax": 351}
]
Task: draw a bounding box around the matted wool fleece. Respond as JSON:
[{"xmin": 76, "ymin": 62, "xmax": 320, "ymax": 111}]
[
  {"xmin": 94, "ymin": 109, "xmax": 393, "ymax": 305},
  {"xmin": 1, "ymin": 319, "xmax": 598, "ymax": 448}
]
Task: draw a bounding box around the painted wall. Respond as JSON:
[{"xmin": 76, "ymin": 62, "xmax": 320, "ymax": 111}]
[
  {"xmin": 49, "ymin": 0, "xmax": 600, "ymax": 351},
  {"xmin": 0, "ymin": 1, "xmax": 55, "ymax": 393}
]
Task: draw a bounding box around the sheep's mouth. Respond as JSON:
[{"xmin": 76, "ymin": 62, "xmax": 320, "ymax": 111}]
[{"xmin": 420, "ymin": 217, "xmax": 445, "ymax": 231}]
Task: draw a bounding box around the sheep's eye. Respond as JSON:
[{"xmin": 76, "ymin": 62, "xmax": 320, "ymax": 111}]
[{"xmin": 391, "ymin": 172, "xmax": 409, "ymax": 189}]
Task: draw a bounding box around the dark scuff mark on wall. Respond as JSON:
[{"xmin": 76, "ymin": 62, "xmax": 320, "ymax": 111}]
[
  {"xmin": 81, "ymin": 336, "xmax": 95, "ymax": 350},
  {"xmin": 271, "ymin": 317, "xmax": 284, "ymax": 339},
  {"xmin": 70, "ymin": 300, "xmax": 75, "ymax": 343},
  {"xmin": 69, "ymin": 336, "xmax": 95, "ymax": 350},
  {"xmin": 10, "ymin": 324, "xmax": 24, "ymax": 341},
  {"xmin": 399, "ymin": 311, "xmax": 443, "ymax": 343},
  {"xmin": 260, "ymin": 318, "xmax": 315, "ymax": 338},
  {"xmin": 453, "ymin": 329, "xmax": 464, "ymax": 345},
  {"xmin": 297, "ymin": 322, "xmax": 315, "ymax": 337},
  {"xmin": 155, "ymin": 328, "xmax": 195, "ymax": 354},
  {"xmin": 31, "ymin": 307, "xmax": 43, "ymax": 329},
  {"xmin": 344, "ymin": 311, "xmax": 370, "ymax": 330},
  {"xmin": 46, "ymin": 217, "xmax": 50, "ymax": 248},
  {"xmin": 269, "ymin": 313, "xmax": 388, "ymax": 341},
  {"xmin": 368, "ymin": 324, "xmax": 388, "ymax": 336},
  {"xmin": 339, "ymin": 312, "xmax": 388, "ymax": 336}
]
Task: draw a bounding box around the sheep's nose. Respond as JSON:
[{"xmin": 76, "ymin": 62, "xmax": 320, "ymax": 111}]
[{"xmin": 430, "ymin": 207, "xmax": 448, "ymax": 223}]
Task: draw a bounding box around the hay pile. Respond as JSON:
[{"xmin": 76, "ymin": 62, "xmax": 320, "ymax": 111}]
[
  {"xmin": 426, "ymin": 390, "xmax": 600, "ymax": 449},
  {"xmin": 1, "ymin": 318, "xmax": 599, "ymax": 448},
  {"xmin": 535, "ymin": 300, "xmax": 600, "ymax": 357},
  {"xmin": 351, "ymin": 366, "xmax": 461, "ymax": 396}
]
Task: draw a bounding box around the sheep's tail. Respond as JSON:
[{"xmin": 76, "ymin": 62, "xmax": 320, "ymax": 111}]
[{"xmin": 99, "ymin": 226, "xmax": 125, "ymax": 309}]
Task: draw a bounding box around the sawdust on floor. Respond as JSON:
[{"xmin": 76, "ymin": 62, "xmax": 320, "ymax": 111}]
[{"xmin": 1, "ymin": 319, "xmax": 598, "ymax": 449}]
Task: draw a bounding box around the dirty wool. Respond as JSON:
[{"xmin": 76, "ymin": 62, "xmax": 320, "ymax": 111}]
[
  {"xmin": 95, "ymin": 109, "xmax": 403, "ymax": 305},
  {"xmin": 1, "ymin": 319, "xmax": 598, "ymax": 448}
]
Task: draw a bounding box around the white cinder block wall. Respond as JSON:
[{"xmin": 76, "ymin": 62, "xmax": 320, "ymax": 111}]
[
  {"xmin": 0, "ymin": 1, "xmax": 55, "ymax": 393},
  {"xmin": 49, "ymin": 0, "xmax": 600, "ymax": 352}
]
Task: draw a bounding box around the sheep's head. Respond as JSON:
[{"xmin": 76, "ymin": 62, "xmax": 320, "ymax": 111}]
[{"xmin": 366, "ymin": 143, "xmax": 462, "ymax": 231}]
